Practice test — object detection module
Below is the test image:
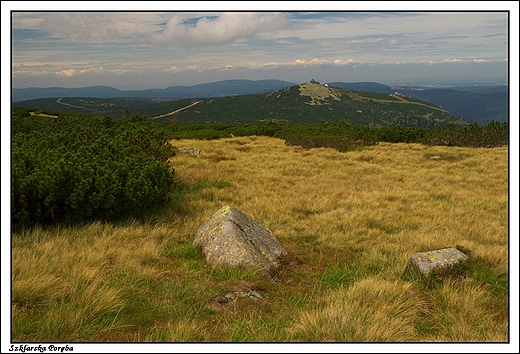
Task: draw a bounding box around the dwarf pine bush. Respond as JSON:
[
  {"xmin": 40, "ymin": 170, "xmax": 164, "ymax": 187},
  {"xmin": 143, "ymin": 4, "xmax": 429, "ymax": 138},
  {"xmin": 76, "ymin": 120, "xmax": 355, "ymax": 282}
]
[{"xmin": 11, "ymin": 115, "xmax": 176, "ymax": 228}]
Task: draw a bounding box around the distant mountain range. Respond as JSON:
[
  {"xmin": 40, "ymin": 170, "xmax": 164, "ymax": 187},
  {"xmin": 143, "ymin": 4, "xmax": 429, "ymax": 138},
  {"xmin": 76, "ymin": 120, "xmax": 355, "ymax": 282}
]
[
  {"xmin": 11, "ymin": 79, "xmax": 295, "ymax": 102},
  {"xmin": 12, "ymin": 79, "xmax": 508, "ymax": 125},
  {"xmin": 13, "ymin": 82, "xmax": 469, "ymax": 128}
]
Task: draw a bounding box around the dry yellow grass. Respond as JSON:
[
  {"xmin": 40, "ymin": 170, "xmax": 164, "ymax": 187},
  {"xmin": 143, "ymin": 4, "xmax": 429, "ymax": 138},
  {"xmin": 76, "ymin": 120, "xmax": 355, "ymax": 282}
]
[
  {"xmin": 11, "ymin": 136, "xmax": 509, "ymax": 343},
  {"xmin": 171, "ymin": 137, "xmax": 508, "ymax": 271},
  {"xmin": 288, "ymin": 277, "xmax": 427, "ymax": 342}
]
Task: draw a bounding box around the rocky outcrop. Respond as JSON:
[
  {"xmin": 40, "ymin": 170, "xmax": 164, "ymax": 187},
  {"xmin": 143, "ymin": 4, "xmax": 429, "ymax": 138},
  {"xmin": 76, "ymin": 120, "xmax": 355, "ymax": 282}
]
[
  {"xmin": 410, "ymin": 247, "xmax": 468, "ymax": 276},
  {"xmin": 193, "ymin": 205, "xmax": 287, "ymax": 277}
]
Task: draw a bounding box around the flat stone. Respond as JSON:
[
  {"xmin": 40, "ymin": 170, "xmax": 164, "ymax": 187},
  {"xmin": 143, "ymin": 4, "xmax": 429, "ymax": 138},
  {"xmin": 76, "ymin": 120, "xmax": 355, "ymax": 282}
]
[
  {"xmin": 177, "ymin": 147, "xmax": 200, "ymax": 156},
  {"xmin": 410, "ymin": 247, "xmax": 468, "ymax": 276}
]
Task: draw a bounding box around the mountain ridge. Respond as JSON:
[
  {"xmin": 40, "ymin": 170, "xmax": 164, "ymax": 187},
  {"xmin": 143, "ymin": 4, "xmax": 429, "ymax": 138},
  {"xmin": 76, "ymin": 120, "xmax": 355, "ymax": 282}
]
[
  {"xmin": 13, "ymin": 82, "xmax": 469, "ymax": 129},
  {"xmin": 12, "ymin": 79, "xmax": 508, "ymax": 124},
  {"xmin": 11, "ymin": 79, "xmax": 296, "ymax": 102}
]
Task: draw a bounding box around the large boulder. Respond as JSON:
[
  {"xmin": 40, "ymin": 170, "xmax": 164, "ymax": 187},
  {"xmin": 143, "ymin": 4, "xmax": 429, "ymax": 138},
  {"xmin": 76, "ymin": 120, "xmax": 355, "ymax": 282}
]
[
  {"xmin": 193, "ymin": 205, "xmax": 287, "ymax": 276},
  {"xmin": 410, "ymin": 247, "xmax": 468, "ymax": 276}
]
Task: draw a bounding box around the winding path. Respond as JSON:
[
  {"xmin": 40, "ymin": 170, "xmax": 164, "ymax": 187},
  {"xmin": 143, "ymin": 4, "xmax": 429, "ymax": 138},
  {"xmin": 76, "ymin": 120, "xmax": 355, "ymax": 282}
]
[
  {"xmin": 148, "ymin": 100, "xmax": 202, "ymax": 120},
  {"xmin": 55, "ymin": 97, "xmax": 99, "ymax": 112}
]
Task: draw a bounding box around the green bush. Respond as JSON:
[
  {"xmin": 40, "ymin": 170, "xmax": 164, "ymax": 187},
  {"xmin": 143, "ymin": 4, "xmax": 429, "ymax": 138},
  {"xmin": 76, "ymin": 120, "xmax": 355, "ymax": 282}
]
[
  {"xmin": 424, "ymin": 121, "xmax": 508, "ymax": 148},
  {"xmin": 162, "ymin": 120, "xmax": 508, "ymax": 151},
  {"xmin": 12, "ymin": 116, "xmax": 176, "ymax": 228}
]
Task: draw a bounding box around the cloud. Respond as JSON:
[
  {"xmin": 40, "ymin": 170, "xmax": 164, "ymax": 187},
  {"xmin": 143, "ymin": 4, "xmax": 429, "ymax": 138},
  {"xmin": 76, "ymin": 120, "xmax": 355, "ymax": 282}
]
[
  {"xmin": 334, "ymin": 59, "xmax": 355, "ymax": 65},
  {"xmin": 11, "ymin": 13, "xmax": 43, "ymax": 29},
  {"xmin": 151, "ymin": 12, "xmax": 291, "ymax": 47},
  {"xmin": 38, "ymin": 13, "xmax": 155, "ymax": 43},
  {"xmin": 270, "ymin": 58, "xmax": 358, "ymax": 68},
  {"xmin": 12, "ymin": 69, "xmax": 51, "ymax": 77},
  {"xmin": 425, "ymin": 58, "xmax": 495, "ymax": 65},
  {"xmin": 166, "ymin": 66, "xmax": 181, "ymax": 73},
  {"xmin": 293, "ymin": 58, "xmax": 359, "ymax": 66},
  {"xmin": 13, "ymin": 65, "xmax": 133, "ymax": 78},
  {"xmin": 56, "ymin": 69, "xmax": 76, "ymax": 77},
  {"xmin": 39, "ymin": 13, "xmax": 117, "ymax": 42},
  {"xmin": 160, "ymin": 57, "xmax": 361, "ymax": 73},
  {"xmin": 79, "ymin": 67, "xmax": 130, "ymax": 75},
  {"xmin": 294, "ymin": 58, "xmax": 325, "ymax": 65}
]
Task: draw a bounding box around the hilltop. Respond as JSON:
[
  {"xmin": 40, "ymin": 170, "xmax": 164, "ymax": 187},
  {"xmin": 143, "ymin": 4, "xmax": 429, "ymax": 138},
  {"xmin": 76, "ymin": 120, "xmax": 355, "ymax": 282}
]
[
  {"xmin": 14, "ymin": 82, "xmax": 468, "ymax": 129},
  {"xmin": 163, "ymin": 82, "xmax": 467, "ymax": 128}
]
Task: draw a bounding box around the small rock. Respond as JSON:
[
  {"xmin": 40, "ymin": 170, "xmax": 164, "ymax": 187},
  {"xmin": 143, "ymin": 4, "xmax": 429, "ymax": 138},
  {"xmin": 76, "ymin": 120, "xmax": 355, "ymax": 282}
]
[
  {"xmin": 177, "ymin": 147, "xmax": 200, "ymax": 156},
  {"xmin": 212, "ymin": 296, "xmax": 229, "ymax": 305},
  {"xmin": 247, "ymin": 290, "xmax": 264, "ymax": 300},
  {"xmin": 211, "ymin": 290, "xmax": 266, "ymax": 308}
]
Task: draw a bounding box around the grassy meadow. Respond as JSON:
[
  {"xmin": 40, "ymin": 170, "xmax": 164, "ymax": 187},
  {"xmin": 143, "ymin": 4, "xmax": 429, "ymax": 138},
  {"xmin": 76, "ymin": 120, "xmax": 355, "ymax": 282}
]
[{"xmin": 11, "ymin": 136, "xmax": 509, "ymax": 343}]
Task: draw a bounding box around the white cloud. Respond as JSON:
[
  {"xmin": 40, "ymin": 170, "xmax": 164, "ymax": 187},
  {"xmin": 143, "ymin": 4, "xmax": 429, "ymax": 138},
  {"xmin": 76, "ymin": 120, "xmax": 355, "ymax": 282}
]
[
  {"xmin": 13, "ymin": 65, "xmax": 134, "ymax": 79},
  {"xmin": 294, "ymin": 58, "xmax": 325, "ymax": 65},
  {"xmin": 299, "ymin": 58, "xmax": 359, "ymax": 66},
  {"xmin": 334, "ymin": 59, "xmax": 355, "ymax": 65},
  {"xmin": 11, "ymin": 69, "xmax": 51, "ymax": 77},
  {"xmin": 11, "ymin": 12, "xmax": 43, "ymax": 29},
  {"xmin": 151, "ymin": 12, "xmax": 291, "ymax": 47},
  {"xmin": 160, "ymin": 58, "xmax": 357, "ymax": 73},
  {"xmin": 79, "ymin": 67, "xmax": 130, "ymax": 75},
  {"xmin": 56, "ymin": 69, "xmax": 76, "ymax": 77},
  {"xmin": 166, "ymin": 66, "xmax": 181, "ymax": 73},
  {"xmin": 424, "ymin": 58, "xmax": 494, "ymax": 65},
  {"xmin": 265, "ymin": 57, "xmax": 358, "ymax": 67},
  {"xmin": 38, "ymin": 12, "xmax": 157, "ymax": 43}
]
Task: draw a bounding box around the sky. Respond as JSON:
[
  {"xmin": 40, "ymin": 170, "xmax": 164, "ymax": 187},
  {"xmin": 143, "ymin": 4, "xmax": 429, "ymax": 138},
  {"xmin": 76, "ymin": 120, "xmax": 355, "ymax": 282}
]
[{"xmin": 4, "ymin": 2, "xmax": 516, "ymax": 90}]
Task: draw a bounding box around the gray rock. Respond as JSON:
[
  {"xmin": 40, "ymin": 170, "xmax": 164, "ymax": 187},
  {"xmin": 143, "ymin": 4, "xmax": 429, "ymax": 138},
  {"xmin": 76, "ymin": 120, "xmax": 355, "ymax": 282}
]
[
  {"xmin": 410, "ymin": 247, "xmax": 468, "ymax": 276},
  {"xmin": 193, "ymin": 205, "xmax": 287, "ymax": 276},
  {"xmin": 177, "ymin": 147, "xmax": 200, "ymax": 156}
]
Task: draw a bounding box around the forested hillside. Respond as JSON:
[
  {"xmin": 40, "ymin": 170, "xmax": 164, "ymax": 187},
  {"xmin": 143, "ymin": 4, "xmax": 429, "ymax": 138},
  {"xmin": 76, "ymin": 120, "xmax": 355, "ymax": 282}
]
[{"xmin": 13, "ymin": 82, "xmax": 469, "ymax": 129}]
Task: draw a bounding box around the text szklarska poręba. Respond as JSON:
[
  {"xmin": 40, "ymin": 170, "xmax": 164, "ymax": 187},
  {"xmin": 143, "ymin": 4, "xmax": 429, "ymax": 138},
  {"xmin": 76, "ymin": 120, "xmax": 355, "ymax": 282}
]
[{"xmin": 9, "ymin": 344, "xmax": 73, "ymax": 353}]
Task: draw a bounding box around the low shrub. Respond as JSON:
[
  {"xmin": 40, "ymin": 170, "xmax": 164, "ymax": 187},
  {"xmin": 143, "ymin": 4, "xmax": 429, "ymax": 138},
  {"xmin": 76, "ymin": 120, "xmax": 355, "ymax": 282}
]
[{"xmin": 11, "ymin": 116, "xmax": 176, "ymax": 228}]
